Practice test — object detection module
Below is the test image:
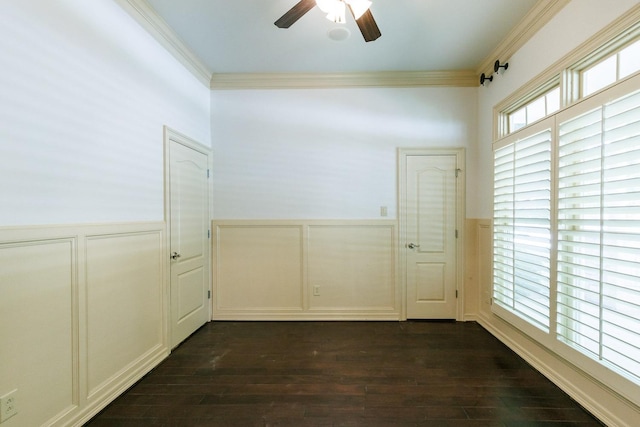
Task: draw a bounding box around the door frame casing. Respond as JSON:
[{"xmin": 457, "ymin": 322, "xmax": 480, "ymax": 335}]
[
  {"xmin": 163, "ymin": 126, "xmax": 213, "ymax": 347},
  {"xmin": 398, "ymin": 148, "xmax": 466, "ymax": 321}
]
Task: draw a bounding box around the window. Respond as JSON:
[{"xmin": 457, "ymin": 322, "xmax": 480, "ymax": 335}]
[
  {"xmin": 583, "ymin": 39, "xmax": 640, "ymax": 96},
  {"xmin": 619, "ymin": 38, "xmax": 640, "ymax": 78},
  {"xmin": 508, "ymin": 87, "xmax": 561, "ymax": 133},
  {"xmin": 493, "ymin": 74, "xmax": 640, "ymax": 398},
  {"xmin": 498, "ymin": 29, "xmax": 640, "ymax": 139},
  {"xmin": 493, "ymin": 19, "xmax": 640, "ymax": 405}
]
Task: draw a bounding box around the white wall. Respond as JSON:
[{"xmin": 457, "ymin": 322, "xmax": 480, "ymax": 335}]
[
  {"xmin": 211, "ymin": 87, "xmax": 478, "ymax": 219},
  {"xmin": 475, "ymin": 0, "xmax": 640, "ymax": 219},
  {"xmin": 0, "ymin": 0, "xmax": 211, "ymax": 226}
]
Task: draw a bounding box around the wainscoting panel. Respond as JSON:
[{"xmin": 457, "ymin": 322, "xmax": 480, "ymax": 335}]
[
  {"xmin": 0, "ymin": 237, "xmax": 76, "ymax": 427},
  {"xmin": 213, "ymin": 220, "xmax": 399, "ymax": 320},
  {"xmin": 477, "ymin": 219, "xmax": 492, "ymax": 309},
  {"xmin": 215, "ymin": 224, "xmax": 304, "ymax": 313},
  {"xmin": 307, "ymin": 224, "xmax": 396, "ymax": 314},
  {"xmin": 85, "ymin": 229, "xmax": 165, "ymax": 400},
  {"xmin": 0, "ymin": 223, "xmax": 168, "ymax": 427}
]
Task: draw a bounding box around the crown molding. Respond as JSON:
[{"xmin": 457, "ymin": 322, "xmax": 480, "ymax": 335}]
[
  {"xmin": 476, "ymin": 0, "xmax": 571, "ymax": 76},
  {"xmin": 114, "ymin": 0, "xmax": 568, "ymax": 90},
  {"xmin": 113, "ymin": 0, "xmax": 213, "ymax": 86},
  {"xmin": 212, "ymin": 0, "xmax": 570, "ymax": 90},
  {"xmin": 210, "ymin": 70, "xmax": 478, "ymax": 90}
]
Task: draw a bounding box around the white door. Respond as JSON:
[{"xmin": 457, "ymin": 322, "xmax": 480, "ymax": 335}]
[
  {"xmin": 167, "ymin": 134, "xmax": 210, "ymax": 347},
  {"xmin": 403, "ymin": 153, "xmax": 461, "ymax": 319}
]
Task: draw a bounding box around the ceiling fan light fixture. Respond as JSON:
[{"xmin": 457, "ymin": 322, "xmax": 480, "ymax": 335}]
[
  {"xmin": 276, "ymin": 0, "xmax": 380, "ymax": 42},
  {"xmin": 316, "ymin": 0, "xmax": 334, "ymax": 13},
  {"xmin": 345, "ymin": 0, "xmax": 372, "ymax": 20},
  {"xmin": 325, "ymin": 1, "xmax": 346, "ymax": 23}
]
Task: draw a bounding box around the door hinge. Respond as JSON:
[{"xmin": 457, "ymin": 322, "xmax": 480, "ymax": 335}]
[
  {"xmin": 207, "ymin": 169, "xmax": 210, "ymax": 178},
  {"xmin": 208, "ymin": 290, "xmax": 211, "ymax": 299},
  {"xmin": 455, "ymin": 229, "xmax": 459, "ymax": 238},
  {"xmin": 208, "ymin": 229, "xmax": 211, "ymax": 239},
  {"xmin": 455, "ymin": 168, "xmax": 462, "ymax": 178},
  {"xmin": 456, "ymin": 290, "xmax": 458, "ymax": 298}
]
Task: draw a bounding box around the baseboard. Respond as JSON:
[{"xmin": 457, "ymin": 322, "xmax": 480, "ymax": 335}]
[{"xmin": 213, "ymin": 312, "xmax": 401, "ymax": 321}]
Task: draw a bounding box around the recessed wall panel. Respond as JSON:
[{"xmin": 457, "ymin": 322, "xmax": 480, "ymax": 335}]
[
  {"xmin": 415, "ymin": 263, "xmax": 445, "ymax": 301},
  {"xmin": 0, "ymin": 239, "xmax": 75, "ymax": 426},
  {"xmin": 216, "ymin": 225, "xmax": 303, "ymax": 311},
  {"xmin": 308, "ymin": 224, "xmax": 395, "ymax": 311},
  {"xmin": 418, "ymin": 168, "xmax": 447, "ymax": 253},
  {"xmin": 178, "ymin": 266, "xmax": 205, "ymax": 320},
  {"xmin": 86, "ymin": 231, "xmax": 163, "ymax": 397}
]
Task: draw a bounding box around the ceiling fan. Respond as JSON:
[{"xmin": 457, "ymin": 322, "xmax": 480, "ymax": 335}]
[{"xmin": 274, "ymin": 0, "xmax": 382, "ymax": 42}]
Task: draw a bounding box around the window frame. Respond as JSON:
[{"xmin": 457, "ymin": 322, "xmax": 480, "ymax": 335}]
[
  {"xmin": 578, "ymin": 38, "xmax": 640, "ymax": 98},
  {"xmin": 507, "ymin": 86, "xmax": 561, "ymax": 134},
  {"xmin": 497, "ymin": 78, "xmax": 560, "ymax": 138},
  {"xmin": 495, "ymin": 21, "xmax": 640, "ymax": 140}
]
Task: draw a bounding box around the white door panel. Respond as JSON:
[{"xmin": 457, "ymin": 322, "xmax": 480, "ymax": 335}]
[
  {"xmin": 177, "ymin": 266, "xmax": 205, "ymax": 319},
  {"xmin": 168, "ymin": 136, "xmax": 210, "ymax": 347},
  {"xmin": 415, "ymin": 263, "xmax": 445, "ymax": 301},
  {"xmin": 417, "ymin": 167, "xmax": 447, "ymax": 252},
  {"xmin": 404, "ymin": 154, "xmax": 459, "ymax": 319}
]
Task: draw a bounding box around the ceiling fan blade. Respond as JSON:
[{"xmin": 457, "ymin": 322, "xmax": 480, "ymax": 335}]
[
  {"xmin": 274, "ymin": 0, "xmax": 317, "ymax": 28},
  {"xmin": 350, "ymin": 8, "xmax": 381, "ymax": 42}
]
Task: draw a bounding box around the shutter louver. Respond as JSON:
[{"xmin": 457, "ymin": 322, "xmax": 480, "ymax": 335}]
[
  {"xmin": 493, "ymin": 145, "xmax": 515, "ymax": 307},
  {"xmin": 493, "ymin": 130, "xmax": 552, "ymax": 332},
  {"xmin": 557, "ymin": 89, "xmax": 640, "ymax": 383},
  {"xmin": 601, "ymin": 90, "xmax": 640, "ymax": 381},
  {"xmin": 557, "ymin": 106, "xmax": 604, "ymax": 358}
]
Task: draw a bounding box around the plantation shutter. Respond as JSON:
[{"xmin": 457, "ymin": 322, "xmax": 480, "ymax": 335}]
[
  {"xmin": 493, "ymin": 128, "xmax": 552, "ymax": 332},
  {"xmin": 601, "ymin": 90, "xmax": 640, "ymax": 380},
  {"xmin": 557, "ymin": 107, "xmax": 603, "ymax": 357},
  {"xmin": 493, "ymin": 144, "xmax": 515, "ymax": 308},
  {"xmin": 557, "ymin": 89, "xmax": 640, "ymax": 382}
]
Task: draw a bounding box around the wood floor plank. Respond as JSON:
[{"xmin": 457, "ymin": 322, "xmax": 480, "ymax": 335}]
[{"xmin": 86, "ymin": 321, "xmax": 602, "ymax": 426}]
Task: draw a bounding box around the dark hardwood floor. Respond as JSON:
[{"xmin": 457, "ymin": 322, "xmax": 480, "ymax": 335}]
[{"xmin": 86, "ymin": 321, "xmax": 601, "ymax": 426}]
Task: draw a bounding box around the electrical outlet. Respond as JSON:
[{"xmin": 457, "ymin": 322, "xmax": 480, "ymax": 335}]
[
  {"xmin": 0, "ymin": 390, "xmax": 17, "ymax": 423},
  {"xmin": 313, "ymin": 285, "xmax": 320, "ymax": 296},
  {"xmin": 380, "ymin": 206, "xmax": 388, "ymax": 217}
]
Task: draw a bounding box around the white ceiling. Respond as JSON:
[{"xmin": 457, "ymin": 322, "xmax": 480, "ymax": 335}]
[{"xmin": 144, "ymin": 0, "xmax": 539, "ymax": 75}]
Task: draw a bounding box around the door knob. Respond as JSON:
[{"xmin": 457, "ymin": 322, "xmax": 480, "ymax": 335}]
[
  {"xmin": 171, "ymin": 251, "xmax": 181, "ymax": 260},
  {"xmin": 407, "ymin": 243, "xmax": 420, "ymax": 249}
]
